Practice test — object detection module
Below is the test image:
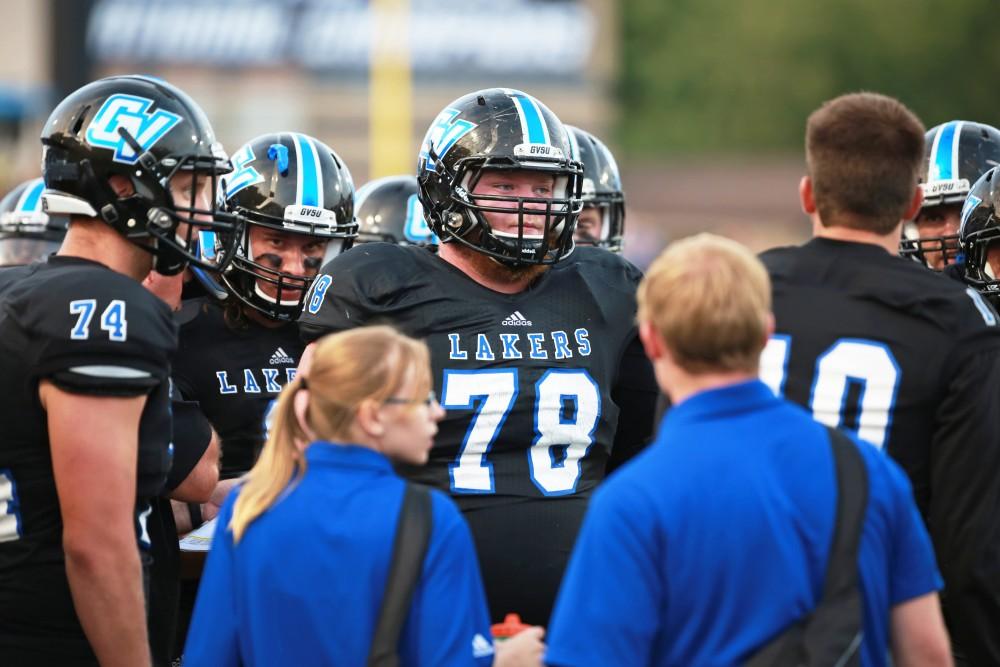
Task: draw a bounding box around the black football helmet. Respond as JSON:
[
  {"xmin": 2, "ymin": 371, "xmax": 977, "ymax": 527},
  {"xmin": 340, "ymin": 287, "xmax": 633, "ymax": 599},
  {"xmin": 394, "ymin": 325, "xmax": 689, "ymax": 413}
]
[
  {"xmin": 900, "ymin": 121, "xmax": 1000, "ymax": 268},
  {"xmin": 417, "ymin": 88, "xmax": 583, "ymax": 265},
  {"xmin": 566, "ymin": 125, "xmax": 625, "ymax": 253},
  {"xmin": 355, "ymin": 175, "xmax": 437, "ymax": 246},
  {"xmin": 40, "ymin": 74, "xmax": 239, "ymax": 276},
  {"xmin": 0, "ymin": 177, "xmax": 69, "ymax": 266},
  {"xmin": 959, "ymin": 167, "xmax": 1000, "ymax": 301},
  {"xmin": 217, "ymin": 132, "xmax": 357, "ymax": 321}
]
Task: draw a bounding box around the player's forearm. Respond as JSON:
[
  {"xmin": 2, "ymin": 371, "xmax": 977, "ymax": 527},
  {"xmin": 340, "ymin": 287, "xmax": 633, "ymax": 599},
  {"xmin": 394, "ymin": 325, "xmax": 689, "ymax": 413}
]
[{"xmin": 64, "ymin": 535, "xmax": 151, "ymax": 667}]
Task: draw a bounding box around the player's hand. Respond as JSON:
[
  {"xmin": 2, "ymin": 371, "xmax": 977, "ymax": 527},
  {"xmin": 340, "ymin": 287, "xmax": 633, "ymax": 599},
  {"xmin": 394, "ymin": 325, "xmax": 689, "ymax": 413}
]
[{"xmin": 493, "ymin": 626, "xmax": 545, "ymax": 667}]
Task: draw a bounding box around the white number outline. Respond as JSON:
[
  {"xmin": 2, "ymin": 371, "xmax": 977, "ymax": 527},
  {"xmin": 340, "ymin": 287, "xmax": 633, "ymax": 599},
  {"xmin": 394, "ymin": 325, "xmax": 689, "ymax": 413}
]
[
  {"xmin": 99, "ymin": 299, "xmax": 128, "ymax": 342},
  {"xmin": 761, "ymin": 335, "xmax": 901, "ymax": 449},
  {"xmin": 528, "ymin": 369, "xmax": 601, "ymax": 496},
  {"xmin": 444, "ymin": 368, "xmax": 602, "ymax": 495},
  {"xmin": 444, "ymin": 369, "xmax": 519, "ymax": 494},
  {"xmin": 0, "ymin": 469, "xmax": 22, "ymax": 543},
  {"xmin": 69, "ymin": 299, "xmax": 96, "ymax": 340}
]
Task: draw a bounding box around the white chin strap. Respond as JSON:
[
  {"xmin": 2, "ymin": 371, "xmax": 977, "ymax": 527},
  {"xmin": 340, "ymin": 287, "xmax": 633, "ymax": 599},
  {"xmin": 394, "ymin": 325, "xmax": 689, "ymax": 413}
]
[{"xmin": 254, "ymin": 281, "xmax": 302, "ymax": 307}]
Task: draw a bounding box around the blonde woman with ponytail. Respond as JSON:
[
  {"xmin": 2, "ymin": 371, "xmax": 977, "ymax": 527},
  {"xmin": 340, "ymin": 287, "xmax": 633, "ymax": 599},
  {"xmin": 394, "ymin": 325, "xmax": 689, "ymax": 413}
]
[{"xmin": 182, "ymin": 326, "xmax": 545, "ymax": 667}]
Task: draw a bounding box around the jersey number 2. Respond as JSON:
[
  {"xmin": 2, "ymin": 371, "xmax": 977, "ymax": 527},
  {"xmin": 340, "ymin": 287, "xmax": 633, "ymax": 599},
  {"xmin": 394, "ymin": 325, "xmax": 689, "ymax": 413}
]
[
  {"xmin": 760, "ymin": 336, "xmax": 900, "ymax": 449},
  {"xmin": 444, "ymin": 369, "xmax": 600, "ymax": 496}
]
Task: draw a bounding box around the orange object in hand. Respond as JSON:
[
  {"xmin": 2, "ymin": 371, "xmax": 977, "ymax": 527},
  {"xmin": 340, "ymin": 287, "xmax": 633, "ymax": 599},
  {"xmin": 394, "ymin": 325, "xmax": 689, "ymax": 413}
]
[{"xmin": 491, "ymin": 613, "xmax": 531, "ymax": 640}]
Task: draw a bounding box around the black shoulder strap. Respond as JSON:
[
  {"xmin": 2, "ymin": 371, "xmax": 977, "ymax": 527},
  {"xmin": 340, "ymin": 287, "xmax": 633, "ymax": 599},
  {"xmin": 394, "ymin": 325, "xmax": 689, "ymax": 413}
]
[
  {"xmin": 745, "ymin": 427, "xmax": 869, "ymax": 667},
  {"xmin": 820, "ymin": 427, "xmax": 869, "ymax": 602},
  {"xmin": 367, "ymin": 483, "xmax": 433, "ymax": 667}
]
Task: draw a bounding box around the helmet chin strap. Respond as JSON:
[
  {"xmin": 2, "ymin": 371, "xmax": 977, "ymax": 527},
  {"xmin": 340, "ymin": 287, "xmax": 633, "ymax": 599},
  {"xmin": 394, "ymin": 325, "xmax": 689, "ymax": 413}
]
[
  {"xmin": 252, "ymin": 281, "xmax": 301, "ymax": 307},
  {"xmin": 151, "ymin": 237, "xmax": 186, "ymax": 276}
]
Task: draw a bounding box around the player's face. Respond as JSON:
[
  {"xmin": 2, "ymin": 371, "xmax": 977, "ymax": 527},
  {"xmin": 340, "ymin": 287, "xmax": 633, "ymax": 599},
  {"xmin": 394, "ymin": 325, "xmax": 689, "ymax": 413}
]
[
  {"xmin": 574, "ymin": 205, "xmax": 604, "ymax": 245},
  {"xmin": 169, "ymin": 171, "xmax": 221, "ymax": 264},
  {"xmin": 986, "ymin": 242, "xmax": 1000, "ymax": 282},
  {"xmin": 248, "ymin": 225, "xmax": 329, "ymax": 299},
  {"xmin": 913, "ymin": 204, "xmax": 962, "ymax": 270},
  {"xmin": 378, "ymin": 377, "xmax": 444, "ymax": 465},
  {"xmin": 471, "ymin": 170, "xmax": 558, "ymax": 238}
]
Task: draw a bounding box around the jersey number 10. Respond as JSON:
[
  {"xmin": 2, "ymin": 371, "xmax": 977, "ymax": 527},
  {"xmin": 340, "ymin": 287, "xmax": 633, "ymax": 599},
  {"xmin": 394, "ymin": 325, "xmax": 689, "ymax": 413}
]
[{"xmin": 759, "ymin": 336, "xmax": 900, "ymax": 449}]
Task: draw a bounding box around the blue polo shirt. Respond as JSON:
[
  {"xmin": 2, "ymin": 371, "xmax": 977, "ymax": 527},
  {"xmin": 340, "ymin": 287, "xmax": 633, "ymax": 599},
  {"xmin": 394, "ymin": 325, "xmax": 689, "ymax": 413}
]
[
  {"xmin": 183, "ymin": 442, "xmax": 495, "ymax": 667},
  {"xmin": 546, "ymin": 380, "xmax": 941, "ymax": 667}
]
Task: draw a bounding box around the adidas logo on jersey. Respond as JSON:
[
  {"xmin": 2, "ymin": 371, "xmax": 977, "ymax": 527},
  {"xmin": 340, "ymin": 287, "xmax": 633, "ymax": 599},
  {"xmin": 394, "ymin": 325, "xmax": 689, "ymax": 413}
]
[
  {"xmin": 471, "ymin": 633, "xmax": 495, "ymax": 659},
  {"xmin": 269, "ymin": 347, "xmax": 295, "ymax": 365},
  {"xmin": 502, "ymin": 311, "xmax": 532, "ymax": 326}
]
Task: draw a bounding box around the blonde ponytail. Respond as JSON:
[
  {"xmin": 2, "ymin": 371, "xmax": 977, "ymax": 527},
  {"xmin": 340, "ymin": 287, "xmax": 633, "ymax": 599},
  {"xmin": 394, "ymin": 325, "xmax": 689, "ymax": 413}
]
[
  {"xmin": 229, "ymin": 325, "xmax": 432, "ymax": 543},
  {"xmin": 230, "ymin": 375, "xmax": 309, "ymax": 543}
]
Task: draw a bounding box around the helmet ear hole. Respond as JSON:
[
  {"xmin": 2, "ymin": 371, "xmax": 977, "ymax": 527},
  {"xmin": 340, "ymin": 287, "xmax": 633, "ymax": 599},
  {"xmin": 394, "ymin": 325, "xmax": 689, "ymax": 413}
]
[{"xmin": 107, "ymin": 174, "xmax": 135, "ymax": 198}]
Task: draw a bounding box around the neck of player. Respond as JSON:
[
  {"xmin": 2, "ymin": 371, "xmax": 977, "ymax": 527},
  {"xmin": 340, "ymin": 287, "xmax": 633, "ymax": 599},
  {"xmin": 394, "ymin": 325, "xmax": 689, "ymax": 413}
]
[
  {"xmin": 811, "ymin": 216, "xmax": 902, "ymax": 254},
  {"xmin": 437, "ymin": 242, "xmax": 547, "ymax": 294},
  {"xmin": 58, "ymin": 218, "xmax": 154, "ymax": 282},
  {"xmin": 661, "ymin": 365, "xmax": 759, "ymax": 406}
]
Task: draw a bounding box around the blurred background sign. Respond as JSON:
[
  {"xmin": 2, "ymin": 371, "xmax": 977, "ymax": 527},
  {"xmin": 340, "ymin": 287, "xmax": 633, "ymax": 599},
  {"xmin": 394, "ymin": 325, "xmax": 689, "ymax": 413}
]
[{"xmin": 87, "ymin": 0, "xmax": 594, "ymax": 78}]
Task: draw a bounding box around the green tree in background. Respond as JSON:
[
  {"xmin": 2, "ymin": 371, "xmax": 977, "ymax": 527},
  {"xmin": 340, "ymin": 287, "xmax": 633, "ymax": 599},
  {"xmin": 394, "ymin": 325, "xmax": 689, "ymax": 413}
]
[{"xmin": 619, "ymin": 0, "xmax": 996, "ymax": 156}]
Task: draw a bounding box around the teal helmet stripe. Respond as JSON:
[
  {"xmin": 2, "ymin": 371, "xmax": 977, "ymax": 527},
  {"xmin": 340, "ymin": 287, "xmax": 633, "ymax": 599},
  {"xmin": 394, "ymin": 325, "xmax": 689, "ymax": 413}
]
[
  {"xmin": 292, "ymin": 132, "xmax": 323, "ymax": 208},
  {"xmin": 508, "ymin": 91, "xmax": 550, "ymax": 145},
  {"xmin": 930, "ymin": 121, "xmax": 963, "ymax": 181},
  {"xmin": 17, "ymin": 178, "xmax": 45, "ymax": 213}
]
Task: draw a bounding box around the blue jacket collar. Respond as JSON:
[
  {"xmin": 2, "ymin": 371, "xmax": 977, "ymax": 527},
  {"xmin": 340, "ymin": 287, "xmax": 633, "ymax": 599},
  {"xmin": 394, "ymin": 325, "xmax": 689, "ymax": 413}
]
[
  {"xmin": 304, "ymin": 441, "xmax": 395, "ymax": 473},
  {"xmin": 662, "ymin": 379, "xmax": 777, "ymax": 431}
]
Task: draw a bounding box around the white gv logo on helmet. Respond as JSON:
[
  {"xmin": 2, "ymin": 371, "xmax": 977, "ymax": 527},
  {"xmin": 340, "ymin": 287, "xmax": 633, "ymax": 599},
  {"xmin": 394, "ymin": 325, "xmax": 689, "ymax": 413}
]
[{"xmin": 85, "ymin": 94, "xmax": 182, "ymax": 165}]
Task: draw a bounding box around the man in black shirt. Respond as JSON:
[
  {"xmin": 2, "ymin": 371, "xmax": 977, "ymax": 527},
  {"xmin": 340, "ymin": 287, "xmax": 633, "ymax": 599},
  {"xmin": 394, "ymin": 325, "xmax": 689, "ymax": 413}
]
[
  {"xmin": 760, "ymin": 92, "xmax": 1000, "ymax": 665},
  {"xmin": 299, "ymin": 88, "xmax": 658, "ymax": 624},
  {"xmin": 0, "ymin": 75, "xmax": 237, "ymax": 667}
]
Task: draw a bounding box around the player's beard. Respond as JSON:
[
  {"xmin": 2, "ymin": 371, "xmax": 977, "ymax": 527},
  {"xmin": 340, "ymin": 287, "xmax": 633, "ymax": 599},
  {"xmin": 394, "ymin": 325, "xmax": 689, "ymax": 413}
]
[{"xmin": 451, "ymin": 238, "xmax": 550, "ymax": 286}]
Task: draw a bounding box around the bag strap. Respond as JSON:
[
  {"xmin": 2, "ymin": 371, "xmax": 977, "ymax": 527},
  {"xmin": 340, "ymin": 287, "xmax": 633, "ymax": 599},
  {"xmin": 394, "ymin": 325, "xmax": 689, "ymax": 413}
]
[
  {"xmin": 820, "ymin": 427, "xmax": 869, "ymax": 604},
  {"xmin": 367, "ymin": 483, "xmax": 433, "ymax": 667}
]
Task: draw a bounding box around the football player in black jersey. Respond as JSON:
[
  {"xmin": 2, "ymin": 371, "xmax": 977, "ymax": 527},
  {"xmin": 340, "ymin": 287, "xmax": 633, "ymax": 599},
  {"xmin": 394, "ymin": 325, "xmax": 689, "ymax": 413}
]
[
  {"xmin": 299, "ymin": 88, "xmax": 658, "ymax": 624},
  {"xmin": 899, "ymin": 121, "xmax": 1000, "ymax": 270},
  {"xmin": 0, "ymin": 177, "xmax": 69, "ymax": 266},
  {"xmin": 565, "ymin": 126, "xmax": 625, "ymax": 253},
  {"xmin": 957, "ymin": 167, "xmax": 1000, "ymax": 308},
  {"xmin": 0, "ymin": 75, "xmax": 237, "ymax": 667},
  {"xmin": 172, "ymin": 132, "xmax": 356, "ymax": 479},
  {"xmin": 355, "ymin": 174, "xmax": 438, "ymax": 246},
  {"xmin": 760, "ymin": 92, "xmax": 1000, "ymax": 665}
]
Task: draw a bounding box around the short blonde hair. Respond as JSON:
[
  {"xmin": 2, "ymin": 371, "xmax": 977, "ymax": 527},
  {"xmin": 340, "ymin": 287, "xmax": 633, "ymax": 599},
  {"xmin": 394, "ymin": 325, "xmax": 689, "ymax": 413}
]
[
  {"xmin": 229, "ymin": 325, "xmax": 432, "ymax": 543},
  {"xmin": 637, "ymin": 233, "xmax": 771, "ymax": 374}
]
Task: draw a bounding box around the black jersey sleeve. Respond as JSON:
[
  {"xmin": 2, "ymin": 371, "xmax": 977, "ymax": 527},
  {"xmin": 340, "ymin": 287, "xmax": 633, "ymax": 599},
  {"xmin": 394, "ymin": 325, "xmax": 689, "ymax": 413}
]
[
  {"xmin": 606, "ymin": 331, "xmax": 658, "ymax": 473},
  {"xmin": 165, "ymin": 395, "xmax": 213, "ymax": 492},
  {"xmin": 929, "ymin": 330, "xmax": 1000, "ymax": 664},
  {"xmin": 12, "ymin": 268, "xmax": 176, "ymax": 396},
  {"xmin": 299, "ymin": 243, "xmax": 421, "ymax": 343}
]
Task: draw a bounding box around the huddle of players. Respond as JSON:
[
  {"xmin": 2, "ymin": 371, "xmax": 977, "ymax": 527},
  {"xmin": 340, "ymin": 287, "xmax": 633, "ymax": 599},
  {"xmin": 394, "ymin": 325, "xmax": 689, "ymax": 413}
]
[
  {"xmin": 0, "ymin": 74, "xmax": 638, "ymax": 667},
  {"xmin": 5, "ymin": 73, "xmax": 1000, "ymax": 667}
]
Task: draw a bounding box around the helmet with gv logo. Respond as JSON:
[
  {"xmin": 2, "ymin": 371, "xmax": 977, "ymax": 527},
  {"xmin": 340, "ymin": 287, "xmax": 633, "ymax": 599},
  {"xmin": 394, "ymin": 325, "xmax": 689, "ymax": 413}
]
[
  {"xmin": 218, "ymin": 132, "xmax": 357, "ymax": 321},
  {"xmin": 355, "ymin": 175, "xmax": 437, "ymax": 246},
  {"xmin": 416, "ymin": 88, "xmax": 583, "ymax": 266},
  {"xmin": 40, "ymin": 74, "xmax": 239, "ymax": 275}
]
